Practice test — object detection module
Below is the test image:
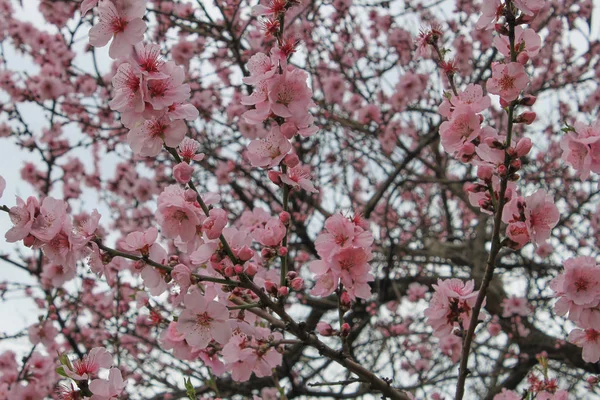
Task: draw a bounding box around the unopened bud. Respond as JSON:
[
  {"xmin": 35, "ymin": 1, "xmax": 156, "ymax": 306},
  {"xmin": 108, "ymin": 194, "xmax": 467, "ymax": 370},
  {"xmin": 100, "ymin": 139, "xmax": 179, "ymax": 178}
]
[
  {"xmin": 317, "ymin": 322, "xmax": 334, "ymax": 336},
  {"xmin": 245, "ymin": 263, "xmax": 258, "ymax": 276},
  {"xmin": 290, "ymin": 277, "xmax": 304, "ymax": 291},
  {"xmin": 286, "ymin": 271, "xmax": 298, "ymax": 280},
  {"xmin": 268, "ymin": 170, "xmax": 282, "ymax": 185},
  {"xmin": 264, "ymin": 281, "xmax": 278, "ymax": 295},
  {"xmin": 340, "ymin": 291, "xmax": 352, "ymax": 308},
  {"xmin": 520, "ymin": 96, "xmax": 537, "ymax": 106},
  {"xmin": 340, "ymin": 323, "xmax": 351, "ymax": 336},
  {"xmin": 494, "ymin": 24, "xmax": 509, "ymax": 35},
  {"xmin": 515, "ymin": 137, "xmax": 533, "ymax": 157},
  {"xmin": 278, "ymin": 246, "xmax": 288, "ymax": 256},
  {"xmin": 279, "ymin": 211, "xmax": 291, "ymax": 224},
  {"xmin": 515, "ymin": 111, "xmax": 536, "ymax": 125},
  {"xmin": 497, "ymin": 164, "xmax": 508, "ymax": 177},
  {"xmin": 278, "ymin": 286, "xmax": 289, "ymax": 297},
  {"xmin": 234, "ymin": 264, "xmax": 244, "ymax": 274},
  {"xmin": 238, "ymin": 245, "xmax": 254, "ymax": 262},
  {"xmin": 224, "ymin": 265, "xmax": 235, "ymax": 277},
  {"xmin": 516, "ymin": 52, "xmax": 529, "ymax": 64}
]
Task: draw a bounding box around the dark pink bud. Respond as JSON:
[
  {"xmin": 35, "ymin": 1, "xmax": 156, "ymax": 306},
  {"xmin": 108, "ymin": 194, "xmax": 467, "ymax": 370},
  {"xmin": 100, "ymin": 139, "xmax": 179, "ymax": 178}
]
[
  {"xmin": 286, "ymin": 271, "xmax": 298, "ymax": 280},
  {"xmin": 234, "ymin": 264, "xmax": 244, "ymax": 274},
  {"xmin": 279, "ymin": 211, "xmax": 291, "ymax": 224},
  {"xmin": 520, "ymin": 96, "xmax": 537, "ymax": 106},
  {"xmin": 497, "ymin": 164, "xmax": 508, "ymax": 177},
  {"xmin": 510, "ymin": 159, "xmax": 521, "ymax": 170},
  {"xmin": 224, "ymin": 265, "xmax": 235, "ymax": 277},
  {"xmin": 268, "ymin": 170, "xmax": 282, "ymax": 185},
  {"xmin": 340, "ymin": 291, "xmax": 352, "ymax": 308},
  {"xmin": 245, "ymin": 263, "xmax": 258, "ymax": 276},
  {"xmin": 261, "ymin": 247, "xmax": 275, "ymax": 259},
  {"xmin": 340, "ymin": 323, "xmax": 350, "ymax": 336},
  {"xmin": 494, "ymin": 24, "xmax": 509, "ymax": 35},
  {"xmin": 290, "ymin": 277, "xmax": 304, "ymax": 291},
  {"xmin": 516, "ymin": 52, "xmax": 529, "ymax": 64},
  {"xmin": 317, "ymin": 322, "xmax": 334, "ymax": 336},
  {"xmin": 499, "ymin": 97, "xmax": 510, "ymax": 108},
  {"xmin": 278, "ymin": 246, "xmax": 288, "ymax": 256},
  {"xmin": 516, "ymin": 111, "xmax": 536, "ymax": 125},
  {"xmin": 278, "ymin": 286, "xmax": 289, "ymax": 297},
  {"xmin": 264, "ymin": 280, "xmax": 278, "ymax": 295},
  {"xmin": 461, "ymin": 142, "xmax": 476, "ymax": 155},
  {"xmin": 238, "ymin": 246, "xmax": 254, "ymax": 261}
]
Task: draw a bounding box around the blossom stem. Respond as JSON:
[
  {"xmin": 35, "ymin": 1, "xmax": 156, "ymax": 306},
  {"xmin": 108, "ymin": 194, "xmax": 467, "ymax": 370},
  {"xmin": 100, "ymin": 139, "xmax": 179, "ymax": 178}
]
[
  {"xmin": 165, "ymin": 146, "xmax": 240, "ymax": 265},
  {"xmin": 280, "ymin": 164, "xmax": 290, "ymax": 288},
  {"xmin": 455, "ymin": 7, "xmax": 518, "ymax": 399},
  {"xmin": 93, "ymin": 239, "xmax": 238, "ymax": 286}
]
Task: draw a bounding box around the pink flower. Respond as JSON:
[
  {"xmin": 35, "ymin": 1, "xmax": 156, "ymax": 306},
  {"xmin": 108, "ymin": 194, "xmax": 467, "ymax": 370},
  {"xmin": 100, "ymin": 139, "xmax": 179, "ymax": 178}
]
[
  {"xmin": 252, "ymin": 217, "xmax": 286, "ymax": 247},
  {"xmin": 5, "ymin": 196, "xmax": 38, "ymax": 243},
  {"xmin": 267, "ymin": 67, "xmax": 314, "ymax": 119},
  {"xmin": 202, "ymin": 208, "xmax": 227, "ymax": 240},
  {"xmin": 439, "ymin": 335, "xmax": 462, "ymax": 363},
  {"xmin": 177, "ymin": 289, "xmax": 231, "ymax": 349},
  {"xmin": 178, "ymin": 137, "xmax": 205, "ymax": 162},
  {"xmin": 561, "ymin": 256, "xmax": 600, "ymax": 306},
  {"xmin": 280, "ymin": 164, "xmax": 318, "ymax": 193},
  {"xmin": 89, "ymin": 367, "xmax": 126, "ymax": 400},
  {"xmin": 28, "ymin": 320, "xmax": 58, "ymax": 348},
  {"xmin": 502, "ymin": 296, "xmax": 531, "ymax": 317},
  {"xmin": 131, "ymin": 42, "xmax": 167, "ymax": 79},
  {"xmin": 438, "ymin": 83, "xmax": 490, "ymax": 118},
  {"xmin": 513, "ymin": 0, "xmax": 544, "ymax": 16},
  {"xmin": 493, "ymin": 27, "xmax": 541, "ymax": 59},
  {"xmin": 476, "ymin": 0, "xmax": 502, "ymax": 30},
  {"xmin": 330, "ymin": 247, "xmax": 374, "ymax": 299},
  {"xmin": 121, "ymin": 226, "xmax": 158, "ymax": 255},
  {"xmin": 173, "ymin": 162, "xmax": 194, "ymax": 184},
  {"xmin": 243, "ymin": 52, "xmax": 277, "ymax": 85},
  {"xmin": 309, "ymin": 262, "xmax": 339, "ymax": 297},
  {"xmin": 424, "ymin": 278, "xmax": 480, "ymax": 337},
  {"xmin": 247, "ymin": 126, "xmax": 292, "ymax": 168},
  {"xmin": 65, "ymin": 347, "xmax": 112, "ymax": 380},
  {"xmin": 144, "ymin": 61, "xmax": 190, "ymax": 110},
  {"xmin": 560, "ymin": 121, "xmax": 600, "ymax": 181},
  {"xmin": 439, "ymin": 105, "xmax": 481, "ymax": 156},
  {"xmin": 568, "ymin": 328, "xmax": 600, "ymax": 363},
  {"xmin": 486, "ymin": 62, "xmax": 529, "ymax": 103},
  {"xmin": 30, "ymin": 196, "xmax": 68, "ymax": 242},
  {"xmin": 156, "ymin": 186, "xmax": 202, "ymax": 242},
  {"xmin": 88, "ymin": 0, "xmax": 147, "ymax": 59},
  {"xmin": 109, "ymin": 62, "xmax": 144, "ymax": 113},
  {"xmin": 127, "ymin": 116, "xmax": 187, "ymax": 157},
  {"xmin": 502, "ymin": 190, "xmax": 559, "ymax": 247}
]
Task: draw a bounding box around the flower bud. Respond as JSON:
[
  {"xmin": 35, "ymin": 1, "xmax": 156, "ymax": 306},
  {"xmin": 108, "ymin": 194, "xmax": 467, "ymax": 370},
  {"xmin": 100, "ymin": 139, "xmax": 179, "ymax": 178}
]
[
  {"xmin": 497, "ymin": 164, "xmax": 508, "ymax": 177},
  {"xmin": 520, "ymin": 96, "xmax": 537, "ymax": 106},
  {"xmin": 237, "ymin": 245, "xmax": 254, "ymax": 261},
  {"xmin": 245, "ymin": 263, "xmax": 258, "ymax": 276},
  {"xmin": 264, "ymin": 280, "xmax": 278, "ymax": 295},
  {"xmin": 278, "ymin": 286, "xmax": 289, "ymax": 297},
  {"xmin": 173, "ymin": 162, "xmax": 194, "ymax": 184},
  {"xmin": 268, "ymin": 170, "xmax": 282, "ymax": 185},
  {"xmin": 224, "ymin": 265, "xmax": 235, "ymax": 277},
  {"xmin": 340, "ymin": 291, "xmax": 352, "ymax": 308},
  {"xmin": 316, "ymin": 322, "xmax": 334, "ymax": 336},
  {"xmin": 278, "ymin": 246, "xmax": 288, "ymax": 256},
  {"xmin": 340, "ymin": 323, "xmax": 350, "ymax": 336},
  {"xmin": 234, "ymin": 264, "xmax": 244, "ymax": 274},
  {"xmin": 494, "ymin": 24, "xmax": 509, "ymax": 35},
  {"xmin": 515, "ymin": 137, "xmax": 533, "ymax": 157},
  {"xmin": 279, "ymin": 211, "xmax": 291, "ymax": 224},
  {"xmin": 290, "ymin": 277, "xmax": 304, "ymax": 291},
  {"xmin": 516, "ymin": 52, "xmax": 529, "ymax": 64},
  {"xmin": 286, "ymin": 271, "xmax": 298, "ymax": 280},
  {"xmin": 516, "ymin": 111, "xmax": 536, "ymax": 125}
]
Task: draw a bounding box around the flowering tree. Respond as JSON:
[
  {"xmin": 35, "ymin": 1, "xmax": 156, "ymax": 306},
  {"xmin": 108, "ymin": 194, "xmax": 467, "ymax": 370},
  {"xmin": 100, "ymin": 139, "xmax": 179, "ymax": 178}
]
[{"xmin": 0, "ymin": 0, "xmax": 599, "ymax": 399}]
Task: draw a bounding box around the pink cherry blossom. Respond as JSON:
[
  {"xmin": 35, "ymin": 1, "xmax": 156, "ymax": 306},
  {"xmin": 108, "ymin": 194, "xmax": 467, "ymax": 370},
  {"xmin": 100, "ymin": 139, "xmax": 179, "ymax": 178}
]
[
  {"xmin": 177, "ymin": 289, "xmax": 232, "ymax": 349},
  {"xmin": 65, "ymin": 347, "xmax": 112, "ymax": 380},
  {"xmin": 173, "ymin": 162, "xmax": 194, "ymax": 184},
  {"xmin": 476, "ymin": 0, "xmax": 502, "ymax": 30},
  {"xmin": 202, "ymin": 208, "xmax": 227, "ymax": 240},
  {"xmin": 513, "ymin": 0, "xmax": 544, "ymax": 16},
  {"xmin": 561, "ymin": 256, "xmax": 600, "ymax": 306},
  {"xmin": 486, "ymin": 62, "xmax": 529, "ymax": 103},
  {"xmin": 156, "ymin": 185, "xmax": 202, "ymax": 242},
  {"xmin": 109, "ymin": 62, "xmax": 144, "ymax": 113},
  {"xmin": 493, "ymin": 27, "xmax": 542, "ymax": 59},
  {"xmin": 493, "ymin": 389, "xmax": 521, "ymax": 400},
  {"xmin": 439, "ymin": 104, "xmax": 481, "ymax": 156},
  {"xmin": 127, "ymin": 116, "xmax": 187, "ymax": 157},
  {"xmin": 438, "ymin": 83, "xmax": 490, "ymax": 118},
  {"xmin": 247, "ymin": 126, "xmax": 292, "ymax": 168},
  {"xmin": 568, "ymin": 328, "xmax": 600, "ymax": 363},
  {"xmin": 280, "ymin": 164, "xmax": 318, "ymax": 193},
  {"xmin": 5, "ymin": 196, "xmax": 38, "ymax": 243},
  {"xmin": 88, "ymin": 0, "xmax": 147, "ymax": 59},
  {"xmin": 30, "ymin": 196, "xmax": 68, "ymax": 242},
  {"xmin": 144, "ymin": 61, "xmax": 190, "ymax": 110},
  {"xmin": 89, "ymin": 367, "xmax": 126, "ymax": 400}
]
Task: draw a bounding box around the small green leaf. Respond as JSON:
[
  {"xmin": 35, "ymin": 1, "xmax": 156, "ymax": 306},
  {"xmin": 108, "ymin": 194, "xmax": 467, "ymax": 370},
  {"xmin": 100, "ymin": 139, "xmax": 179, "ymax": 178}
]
[
  {"xmin": 184, "ymin": 377, "xmax": 196, "ymax": 400},
  {"xmin": 56, "ymin": 366, "xmax": 68, "ymax": 378}
]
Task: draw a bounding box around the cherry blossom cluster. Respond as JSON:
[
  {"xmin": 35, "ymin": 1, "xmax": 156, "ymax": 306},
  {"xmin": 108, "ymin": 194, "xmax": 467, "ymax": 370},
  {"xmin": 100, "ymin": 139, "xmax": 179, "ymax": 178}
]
[
  {"xmin": 309, "ymin": 213, "xmax": 374, "ymax": 300},
  {"xmin": 551, "ymin": 256, "xmax": 600, "ymax": 363},
  {"xmin": 240, "ymin": 0, "xmax": 319, "ymax": 194},
  {"xmin": 56, "ymin": 347, "xmax": 126, "ymax": 400},
  {"xmin": 560, "ymin": 120, "xmax": 600, "ymax": 183},
  {"xmin": 424, "ymin": 279, "xmax": 482, "ymax": 341}
]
